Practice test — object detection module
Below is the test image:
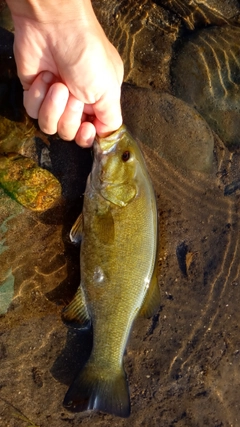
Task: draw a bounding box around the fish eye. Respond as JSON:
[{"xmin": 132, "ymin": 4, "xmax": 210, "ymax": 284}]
[{"xmin": 122, "ymin": 151, "xmax": 131, "ymax": 162}]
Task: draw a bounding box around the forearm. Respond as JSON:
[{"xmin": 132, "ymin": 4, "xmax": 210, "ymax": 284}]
[{"xmin": 5, "ymin": 0, "xmax": 94, "ymax": 23}]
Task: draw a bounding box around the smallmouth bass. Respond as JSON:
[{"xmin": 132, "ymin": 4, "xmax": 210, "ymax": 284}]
[{"xmin": 63, "ymin": 125, "xmax": 159, "ymax": 417}]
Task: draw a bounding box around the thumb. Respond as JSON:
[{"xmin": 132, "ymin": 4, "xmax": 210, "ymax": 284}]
[{"xmin": 93, "ymin": 91, "xmax": 123, "ymax": 136}]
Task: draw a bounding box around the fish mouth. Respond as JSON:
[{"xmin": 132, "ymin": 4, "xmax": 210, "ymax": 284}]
[
  {"xmin": 90, "ymin": 142, "xmax": 105, "ymax": 190},
  {"xmin": 95, "ymin": 125, "xmax": 127, "ymax": 154},
  {"xmin": 91, "ymin": 125, "xmax": 127, "ymax": 190}
]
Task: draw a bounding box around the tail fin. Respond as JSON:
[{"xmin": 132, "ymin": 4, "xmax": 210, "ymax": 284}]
[{"xmin": 63, "ymin": 362, "xmax": 130, "ymax": 418}]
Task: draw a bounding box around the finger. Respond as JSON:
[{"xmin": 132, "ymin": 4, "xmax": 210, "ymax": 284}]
[
  {"xmin": 38, "ymin": 82, "xmax": 69, "ymax": 135},
  {"xmin": 23, "ymin": 71, "xmax": 56, "ymax": 119},
  {"xmin": 57, "ymin": 94, "xmax": 84, "ymax": 141},
  {"xmin": 75, "ymin": 122, "xmax": 96, "ymax": 147},
  {"xmin": 93, "ymin": 90, "xmax": 123, "ymax": 136}
]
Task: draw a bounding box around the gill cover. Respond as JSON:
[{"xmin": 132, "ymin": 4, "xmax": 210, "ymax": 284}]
[{"xmin": 100, "ymin": 183, "xmax": 137, "ymax": 207}]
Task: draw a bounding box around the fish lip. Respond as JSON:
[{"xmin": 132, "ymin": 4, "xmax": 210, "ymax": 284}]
[
  {"xmin": 93, "ymin": 139, "xmax": 114, "ymax": 159},
  {"xmin": 91, "ymin": 125, "xmax": 128, "ymax": 190},
  {"xmin": 95, "ymin": 124, "xmax": 126, "ymax": 143},
  {"xmin": 95, "ymin": 125, "xmax": 127, "ymax": 154},
  {"xmin": 93, "ymin": 124, "xmax": 127, "ymax": 159},
  {"xmin": 93, "ymin": 139, "xmax": 102, "ymax": 156},
  {"xmin": 89, "ymin": 149, "xmax": 105, "ymax": 191}
]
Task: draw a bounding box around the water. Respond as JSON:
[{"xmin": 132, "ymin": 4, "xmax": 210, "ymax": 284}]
[{"xmin": 1, "ymin": 1, "xmax": 240, "ymax": 426}]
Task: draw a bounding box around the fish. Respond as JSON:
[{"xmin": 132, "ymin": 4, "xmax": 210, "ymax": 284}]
[{"xmin": 62, "ymin": 124, "xmax": 160, "ymax": 418}]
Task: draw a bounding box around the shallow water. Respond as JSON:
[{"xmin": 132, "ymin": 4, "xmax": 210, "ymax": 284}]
[{"xmin": 1, "ymin": 1, "xmax": 240, "ymax": 426}]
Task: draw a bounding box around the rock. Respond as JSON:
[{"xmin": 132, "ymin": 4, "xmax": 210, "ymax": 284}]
[
  {"xmin": 156, "ymin": 0, "xmax": 240, "ymax": 29},
  {"xmin": 92, "ymin": 0, "xmax": 181, "ymax": 91},
  {"xmin": 172, "ymin": 25, "xmax": 240, "ymax": 149},
  {"xmin": 0, "ymin": 115, "xmax": 38, "ymax": 155},
  {"xmin": 121, "ymin": 84, "xmax": 214, "ymax": 173},
  {"xmin": 0, "ymin": 153, "xmax": 62, "ymax": 211}
]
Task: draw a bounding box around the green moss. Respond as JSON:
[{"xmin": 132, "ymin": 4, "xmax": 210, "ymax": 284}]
[{"xmin": 0, "ymin": 154, "xmax": 62, "ymax": 211}]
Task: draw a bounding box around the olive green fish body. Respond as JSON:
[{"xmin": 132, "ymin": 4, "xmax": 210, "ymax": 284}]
[
  {"xmin": 83, "ymin": 185, "xmax": 155, "ymax": 364},
  {"xmin": 63, "ymin": 125, "xmax": 159, "ymax": 417}
]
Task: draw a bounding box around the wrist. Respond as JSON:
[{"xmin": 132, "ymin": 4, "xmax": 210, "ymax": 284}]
[{"xmin": 6, "ymin": 0, "xmax": 94, "ymax": 24}]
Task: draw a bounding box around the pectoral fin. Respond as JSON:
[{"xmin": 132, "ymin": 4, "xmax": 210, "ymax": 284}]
[
  {"xmin": 70, "ymin": 213, "xmax": 83, "ymax": 244},
  {"xmin": 62, "ymin": 285, "xmax": 91, "ymax": 329},
  {"xmin": 139, "ymin": 259, "xmax": 160, "ymax": 318},
  {"xmin": 101, "ymin": 184, "xmax": 137, "ymax": 207}
]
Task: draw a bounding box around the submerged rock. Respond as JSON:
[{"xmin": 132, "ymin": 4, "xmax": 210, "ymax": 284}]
[
  {"xmin": 121, "ymin": 84, "xmax": 214, "ymax": 173},
  {"xmin": 156, "ymin": 0, "xmax": 240, "ymax": 30},
  {"xmin": 0, "ymin": 153, "xmax": 61, "ymax": 211},
  {"xmin": 172, "ymin": 25, "xmax": 240, "ymax": 149},
  {"xmin": 0, "ymin": 26, "xmax": 41, "ymax": 159},
  {"xmin": 0, "ymin": 115, "xmax": 37, "ymax": 156},
  {"xmin": 92, "ymin": 0, "xmax": 180, "ymax": 91}
]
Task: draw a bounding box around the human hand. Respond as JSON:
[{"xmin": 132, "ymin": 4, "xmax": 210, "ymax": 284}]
[{"xmin": 6, "ymin": 0, "xmax": 124, "ymax": 146}]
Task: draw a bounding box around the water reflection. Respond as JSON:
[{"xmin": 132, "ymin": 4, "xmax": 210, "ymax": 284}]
[
  {"xmin": 0, "ymin": 0, "xmax": 240, "ymax": 425},
  {"xmin": 154, "ymin": 0, "xmax": 240, "ymax": 29},
  {"xmin": 173, "ymin": 24, "xmax": 240, "ymax": 149}
]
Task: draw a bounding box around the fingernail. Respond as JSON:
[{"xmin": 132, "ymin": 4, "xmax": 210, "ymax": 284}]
[
  {"xmin": 76, "ymin": 122, "xmax": 96, "ymax": 147},
  {"xmin": 49, "ymin": 83, "xmax": 69, "ymax": 104},
  {"xmin": 42, "ymin": 71, "xmax": 54, "ymax": 84}
]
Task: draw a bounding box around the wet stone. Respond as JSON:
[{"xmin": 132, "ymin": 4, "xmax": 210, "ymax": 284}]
[
  {"xmin": 172, "ymin": 25, "xmax": 240, "ymax": 149},
  {"xmin": 92, "ymin": 0, "xmax": 181, "ymax": 91},
  {"xmin": 0, "ymin": 153, "xmax": 62, "ymax": 211},
  {"xmin": 0, "ymin": 115, "xmax": 38, "ymax": 155},
  {"xmin": 155, "ymin": 0, "xmax": 240, "ymax": 29},
  {"xmin": 0, "ymin": 26, "xmax": 40, "ymax": 157},
  {"xmin": 121, "ymin": 83, "xmax": 214, "ymax": 173}
]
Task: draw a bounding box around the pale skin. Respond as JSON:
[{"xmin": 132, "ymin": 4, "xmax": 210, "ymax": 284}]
[{"xmin": 6, "ymin": 0, "xmax": 124, "ymax": 146}]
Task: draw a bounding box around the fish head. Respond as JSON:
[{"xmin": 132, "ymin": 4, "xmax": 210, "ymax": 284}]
[{"xmin": 91, "ymin": 125, "xmax": 143, "ymax": 207}]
